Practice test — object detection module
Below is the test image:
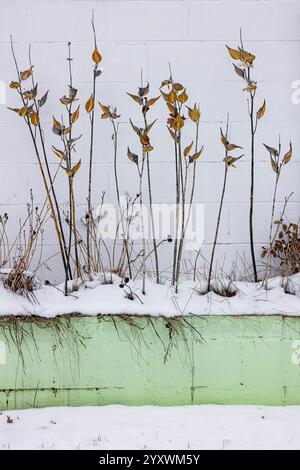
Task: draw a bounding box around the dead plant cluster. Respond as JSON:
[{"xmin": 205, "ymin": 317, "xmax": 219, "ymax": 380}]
[
  {"xmin": 263, "ymin": 220, "xmax": 300, "ymax": 277},
  {"xmin": 2, "ymin": 24, "xmax": 297, "ymax": 300}
]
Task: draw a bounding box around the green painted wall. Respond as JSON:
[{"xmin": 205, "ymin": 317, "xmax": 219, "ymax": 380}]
[{"xmin": 0, "ymin": 314, "xmax": 300, "ymax": 409}]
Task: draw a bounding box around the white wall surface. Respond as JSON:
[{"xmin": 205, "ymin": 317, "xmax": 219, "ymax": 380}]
[{"xmin": 0, "ymin": 0, "xmax": 300, "ymax": 282}]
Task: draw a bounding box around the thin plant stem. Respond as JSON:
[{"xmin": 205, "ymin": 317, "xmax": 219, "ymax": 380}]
[
  {"xmin": 143, "ymin": 111, "xmax": 159, "ymax": 284},
  {"xmin": 66, "ymin": 41, "xmax": 80, "ymax": 278},
  {"xmin": 87, "ymin": 16, "xmax": 98, "ymax": 273},
  {"xmin": 178, "ymin": 118, "xmax": 200, "ymax": 288},
  {"xmin": 208, "ymin": 115, "xmax": 230, "ymax": 291},
  {"xmin": 249, "ymin": 89, "xmax": 258, "ymax": 282},
  {"xmin": 111, "ymin": 119, "xmax": 132, "ymax": 278},
  {"xmin": 175, "ymin": 131, "xmax": 185, "ymax": 293},
  {"xmin": 172, "ymin": 137, "xmax": 180, "ymax": 285},
  {"xmin": 139, "ymin": 155, "xmax": 146, "ymax": 294},
  {"xmin": 208, "ymin": 165, "xmax": 228, "ymax": 292}
]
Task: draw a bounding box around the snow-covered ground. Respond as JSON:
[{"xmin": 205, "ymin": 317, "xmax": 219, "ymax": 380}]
[
  {"xmin": 0, "ymin": 273, "xmax": 300, "ymax": 318},
  {"xmin": 1, "ymin": 405, "xmax": 300, "ymax": 450}
]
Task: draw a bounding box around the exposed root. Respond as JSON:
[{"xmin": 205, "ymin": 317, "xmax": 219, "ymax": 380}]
[{"xmin": 0, "ymin": 314, "xmax": 86, "ymax": 368}]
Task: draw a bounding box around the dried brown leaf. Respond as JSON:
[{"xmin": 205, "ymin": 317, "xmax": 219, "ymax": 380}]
[
  {"xmin": 92, "ymin": 47, "xmax": 102, "ymax": 64},
  {"xmin": 38, "ymin": 90, "xmax": 49, "ymax": 107},
  {"xmin": 283, "ymin": 143, "xmax": 292, "ymax": 164},
  {"xmin": 9, "ymin": 81, "xmax": 20, "ymax": 89},
  {"xmin": 127, "ymin": 147, "xmax": 138, "ymax": 165},
  {"xmin": 147, "ymin": 96, "xmax": 160, "ymax": 106},
  {"xmin": 138, "ymin": 82, "xmax": 149, "ymax": 97},
  {"xmin": 189, "ymin": 146, "xmax": 204, "ymax": 163},
  {"xmin": 127, "ymin": 93, "xmax": 143, "ymax": 105},
  {"xmin": 257, "ymin": 100, "xmax": 266, "ymax": 120},
  {"xmin": 226, "ymin": 45, "xmax": 241, "ymax": 60},
  {"xmin": 85, "ymin": 95, "xmax": 94, "ymax": 113},
  {"xmin": 52, "ymin": 146, "xmax": 65, "ymax": 160},
  {"xmin": 30, "ymin": 110, "xmax": 40, "ymax": 126},
  {"xmin": 184, "ymin": 141, "xmax": 194, "ymax": 157},
  {"xmin": 20, "ymin": 67, "xmax": 33, "ymax": 81},
  {"xmin": 71, "ymin": 105, "xmax": 80, "ymax": 123}
]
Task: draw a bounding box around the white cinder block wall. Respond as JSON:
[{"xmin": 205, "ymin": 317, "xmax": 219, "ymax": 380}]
[{"xmin": 0, "ymin": 0, "xmax": 300, "ymax": 282}]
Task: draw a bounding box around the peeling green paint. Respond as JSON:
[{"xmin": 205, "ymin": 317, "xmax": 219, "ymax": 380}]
[{"xmin": 1, "ymin": 314, "xmax": 300, "ymax": 409}]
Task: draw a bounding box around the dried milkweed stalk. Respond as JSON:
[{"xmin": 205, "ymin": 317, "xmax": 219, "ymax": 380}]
[
  {"xmin": 127, "ymin": 76, "xmax": 161, "ymax": 288},
  {"xmin": 9, "ymin": 38, "xmax": 70, "ymax": 289},
  {"xmin": 226, "ymin": 31, "xmax": 266, "ymax": 282},
  {"xmin": 126, "ymin": 83, "xmax": 147, "ymax": 293},
  {"xmin": 99, "ymin": 102, "xmax": 133, "ymax": 279},
  {"xmin": 207, "ymin": 116, "xmax": 243, "ymax": 292},
  {"xmin": 86, "ymin": 14, "xmax": 102, "ymax": 273},
  {"xmin": 261, "ymin": 140, "xmax": 293, "ymax": 287},
  {"xmin": 160, "ymin": 72, "xmax": 202, "ymax": 292},
  {"xmin": 52, "ymin": 42, "xmax": 82, "ymax": 288}
]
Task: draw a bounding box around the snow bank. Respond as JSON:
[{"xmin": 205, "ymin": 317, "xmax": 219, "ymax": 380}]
[{"xmin": 0, "ymin": 273, "xmax": 300, "ymax": 318}]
